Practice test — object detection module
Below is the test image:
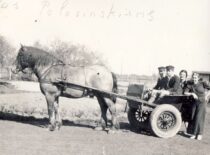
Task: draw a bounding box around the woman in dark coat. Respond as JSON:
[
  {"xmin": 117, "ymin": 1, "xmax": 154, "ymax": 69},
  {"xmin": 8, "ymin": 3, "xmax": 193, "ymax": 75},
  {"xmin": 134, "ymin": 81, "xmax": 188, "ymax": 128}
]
[
  {"xmin": 184, "ymin": 72, "xmax": 210, "ymax": 140},
  {"xmin": 179, "ymin": 70, "xmax": 188, "ymax": 93}
]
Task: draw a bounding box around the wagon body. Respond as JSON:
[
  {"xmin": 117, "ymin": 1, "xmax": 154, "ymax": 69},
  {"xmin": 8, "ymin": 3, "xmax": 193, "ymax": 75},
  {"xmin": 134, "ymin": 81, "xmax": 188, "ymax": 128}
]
[
  {"xmin": 128, "ymin": 94, "xmax": 194, "ymax": 122},
  {"xmin": 126, "ymin": 84, "xmax": 195, "ymax": 138}
]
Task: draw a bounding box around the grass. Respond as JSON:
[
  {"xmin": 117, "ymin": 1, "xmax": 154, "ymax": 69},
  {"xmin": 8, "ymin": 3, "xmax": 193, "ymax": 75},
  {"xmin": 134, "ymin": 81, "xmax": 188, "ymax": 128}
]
[
  {"xmin": 0, "ymin": 81, "xmax": 29, "ymax": 94},
  {"xmin": 0, "ymin": 81, "xmax": 127, "ymax": 121},
  {"xmin": 0, "ymin": 93, "xmax": 127, "ymax": 122}
]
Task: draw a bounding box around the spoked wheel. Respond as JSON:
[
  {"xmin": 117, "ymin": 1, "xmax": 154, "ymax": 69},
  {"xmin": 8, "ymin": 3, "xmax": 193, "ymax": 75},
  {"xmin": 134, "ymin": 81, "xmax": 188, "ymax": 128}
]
[
  {"xmin": 128, "ymin": 108, "xmax": 151, "ymax": 131},
  {"xmin": 150, "ymin": 104, "xmax": 182, "ymax": 138},
  {"xmin": 157, "ymin": 111, "xmax": 176, "ymax": 131}
]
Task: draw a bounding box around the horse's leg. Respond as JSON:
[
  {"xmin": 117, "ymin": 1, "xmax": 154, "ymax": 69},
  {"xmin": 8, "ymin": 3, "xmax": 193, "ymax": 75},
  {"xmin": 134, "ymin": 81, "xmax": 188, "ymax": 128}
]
[
  {"xmin": 95, "ymin": 94, "xmax": 108, "ymax": 130},
  {"xmin": 45, "ymin": 93, "xmax": 56, "ymax": 131},
  {"xmin": 104, "ymin": 98, "xmax": 119, "ymax": 133},
  {"xmin": 54, "ymin": 96, "xmax": 62, "ymax": 130}
]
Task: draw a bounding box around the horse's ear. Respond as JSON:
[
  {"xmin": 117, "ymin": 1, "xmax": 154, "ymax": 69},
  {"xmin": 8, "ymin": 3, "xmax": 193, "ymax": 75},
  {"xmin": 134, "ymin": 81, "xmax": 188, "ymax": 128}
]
[{"xmin": 20, "ymin": 44, "xmax": 27, "ymax": 51}]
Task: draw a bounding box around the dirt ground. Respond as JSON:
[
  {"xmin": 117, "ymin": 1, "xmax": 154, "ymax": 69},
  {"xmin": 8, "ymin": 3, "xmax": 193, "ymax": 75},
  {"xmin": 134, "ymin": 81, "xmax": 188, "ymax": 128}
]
[{"xmin": 0, "ymin": 92, "xmax": 210, "ymax": 155}]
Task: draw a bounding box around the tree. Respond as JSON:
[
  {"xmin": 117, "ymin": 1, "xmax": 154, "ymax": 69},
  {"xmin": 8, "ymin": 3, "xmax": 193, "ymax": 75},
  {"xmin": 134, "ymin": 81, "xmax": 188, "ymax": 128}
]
[
  {"xmin": 34, "ymin": 39, "xmax": 107, "ymax": 67},
  {"xmin": 0, "ymin": 35, "xmax": 15, "ymax": 80},
  {"xmin": 0, "ymin": 35, "xmax": 15, "ymax": 67}
]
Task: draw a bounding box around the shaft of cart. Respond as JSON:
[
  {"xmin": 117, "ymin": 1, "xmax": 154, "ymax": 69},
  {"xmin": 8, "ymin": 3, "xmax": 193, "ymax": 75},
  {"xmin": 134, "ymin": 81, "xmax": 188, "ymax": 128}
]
[{"xmin": 53, "ymin": 81, "xmax": 157, "ymax": 108}]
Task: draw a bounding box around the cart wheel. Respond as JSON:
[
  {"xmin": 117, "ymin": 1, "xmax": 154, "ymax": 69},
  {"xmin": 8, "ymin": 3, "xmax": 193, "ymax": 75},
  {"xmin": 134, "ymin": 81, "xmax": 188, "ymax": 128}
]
[
  {"xmin": 128, "ymin": 108, "xmax": 150, "ymax": 131},
  {"xmin": 150, "ymin": 104, "xmax": 182, "ymax": 138}
]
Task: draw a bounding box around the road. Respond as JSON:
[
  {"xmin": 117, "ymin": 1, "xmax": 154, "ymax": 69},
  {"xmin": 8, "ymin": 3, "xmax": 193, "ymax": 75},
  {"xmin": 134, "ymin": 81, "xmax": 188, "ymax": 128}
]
[{"xmin": 0, "ymin": 115, "xmax": 210, "ymax": 155}]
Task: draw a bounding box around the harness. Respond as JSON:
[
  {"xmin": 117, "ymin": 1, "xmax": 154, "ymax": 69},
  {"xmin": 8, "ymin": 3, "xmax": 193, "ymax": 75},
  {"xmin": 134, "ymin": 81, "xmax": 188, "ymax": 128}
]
[
  {"xmin": 39, "ymin": 63, "xmax": 89, "ymax": 95},
  {"xmin": 39, "ymin": 63, "xmax": 64, "ymax": 81}
]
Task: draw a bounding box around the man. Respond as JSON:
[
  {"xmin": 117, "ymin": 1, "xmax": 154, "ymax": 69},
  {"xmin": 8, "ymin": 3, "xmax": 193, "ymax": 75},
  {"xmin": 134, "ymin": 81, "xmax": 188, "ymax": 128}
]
[
  {"xmin": 153, "ymin": 66, "xmax": 168, "ymax": 90},
  {"xmin": 166, "ymin": 65, "xmax": 181, "ymax": 95},
  {"xmin": 148, "ymin": 66, "xmax": 169, "ymax": 103}
]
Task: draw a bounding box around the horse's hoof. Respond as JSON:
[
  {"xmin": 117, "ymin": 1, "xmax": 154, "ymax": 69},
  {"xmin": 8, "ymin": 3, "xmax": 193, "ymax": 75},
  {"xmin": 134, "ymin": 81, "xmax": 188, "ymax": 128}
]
[
  {"xmin": 55, "ymin": 122, "xmax": 62, "ymax": 130},
  {"xmin": 108, "ymin": 129, "xmax": 117, "ymax": 134},
  {"xmin": 108, "ymin": 128, "xmax": 118, "ymax": 134},
  {"xmin": 94, "ymin": 126, "xmax": 104, "ymax": 131},
  {"xmin": 48, "ymin": 125, "xmax": 56, "ymax": 131},
  {"xmin": 55, "ymin": 125, "xmax": 62, "ymax": 130},
  {"xmin": 55, "ymin": 126, "xmax": 61, "ymax": 131}
]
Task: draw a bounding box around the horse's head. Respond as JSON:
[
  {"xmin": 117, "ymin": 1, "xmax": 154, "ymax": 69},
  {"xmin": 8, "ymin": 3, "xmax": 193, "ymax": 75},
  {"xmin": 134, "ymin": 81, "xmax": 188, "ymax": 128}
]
[
  {"xmin": 12, "ymin": 44, "xmax": 64, "ymax": 76},
  {"xmin": 12, "ymin": 45, "xmax": 32, "ymax": 74}
]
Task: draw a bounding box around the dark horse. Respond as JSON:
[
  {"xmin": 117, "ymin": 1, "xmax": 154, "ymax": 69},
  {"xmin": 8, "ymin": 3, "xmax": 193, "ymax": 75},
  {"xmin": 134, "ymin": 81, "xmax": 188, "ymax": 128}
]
[{"xmin": 12, "ymin": 45, "xmax": 119, "ymax": 132}]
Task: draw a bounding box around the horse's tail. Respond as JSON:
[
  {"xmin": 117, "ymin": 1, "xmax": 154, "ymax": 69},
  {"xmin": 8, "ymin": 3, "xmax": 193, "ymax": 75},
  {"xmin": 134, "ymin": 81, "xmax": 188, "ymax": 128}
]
[{"xmin": 111, "ymin": 72, "xmax": 118, "ymax": 103}]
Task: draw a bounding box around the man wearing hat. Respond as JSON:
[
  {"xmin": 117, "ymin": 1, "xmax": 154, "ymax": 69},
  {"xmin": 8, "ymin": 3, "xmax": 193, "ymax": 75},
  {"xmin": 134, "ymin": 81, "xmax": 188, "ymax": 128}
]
[
  {"xmin": 153, "ymin": 66, "xmax": 168, "ymax": 90},
  {"xmin": 148, "ymin": 66, "xmax": 169, "ymax": 103},
  {"xmin": 165, "ymin": 65, "xmax": 181, "ymax": 95}
]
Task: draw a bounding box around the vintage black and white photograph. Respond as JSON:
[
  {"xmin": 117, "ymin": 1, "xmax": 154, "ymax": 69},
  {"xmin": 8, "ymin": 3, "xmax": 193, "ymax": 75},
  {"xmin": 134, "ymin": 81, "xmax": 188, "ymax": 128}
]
[{"xmin": 0, "ymin": 0, "xmax": 210, "ymax": 154}]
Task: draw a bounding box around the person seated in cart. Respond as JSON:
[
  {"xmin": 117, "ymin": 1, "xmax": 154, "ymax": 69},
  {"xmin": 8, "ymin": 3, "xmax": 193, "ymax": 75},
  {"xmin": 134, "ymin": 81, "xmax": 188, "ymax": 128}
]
[
  {"xmin": 148, "ymin": 65, "xmax": 181, "ymax": 103},
  {"xmin": 154, "ymin": 66, "xmax": 169, "ymax": 90},
  {"xmin": 165, "ymin": 65, "xmax": 181, "ymax": 95},
  {"xmin": 147, "ymin": 66, "xmax": 169, "ymax": 103}
]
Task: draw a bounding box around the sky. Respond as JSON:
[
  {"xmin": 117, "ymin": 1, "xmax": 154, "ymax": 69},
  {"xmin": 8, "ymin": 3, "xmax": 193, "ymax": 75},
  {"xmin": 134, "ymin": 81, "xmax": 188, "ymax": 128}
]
[{"xmin": 0, "ymin": 0, "xmax": 210, "ymax": 75}]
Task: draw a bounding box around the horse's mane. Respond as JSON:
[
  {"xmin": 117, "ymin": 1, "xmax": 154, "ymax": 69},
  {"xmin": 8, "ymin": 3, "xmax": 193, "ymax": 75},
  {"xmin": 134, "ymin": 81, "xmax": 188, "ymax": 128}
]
[{"xmin": 19, "ymin": 46, "xmax": 64, "ymax": 67}]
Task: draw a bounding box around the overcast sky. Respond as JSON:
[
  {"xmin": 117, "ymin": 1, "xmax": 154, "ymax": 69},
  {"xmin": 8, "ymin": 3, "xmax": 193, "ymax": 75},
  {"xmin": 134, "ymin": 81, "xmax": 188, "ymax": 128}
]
[{"xmin": 0, "ymin": 0, "xmax": 209, "ymax": 75}]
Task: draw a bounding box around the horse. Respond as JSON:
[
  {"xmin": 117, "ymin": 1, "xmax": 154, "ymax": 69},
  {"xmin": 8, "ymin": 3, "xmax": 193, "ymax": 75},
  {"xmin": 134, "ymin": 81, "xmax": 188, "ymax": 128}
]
[{"xmin": 12, "ymin": 45, "xmax": 119, "ymax": 132}]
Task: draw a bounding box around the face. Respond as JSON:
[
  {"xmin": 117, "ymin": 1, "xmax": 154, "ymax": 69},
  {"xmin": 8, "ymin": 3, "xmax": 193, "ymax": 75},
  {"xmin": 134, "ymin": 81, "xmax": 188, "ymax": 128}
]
[
  {"xmin": 159, "ymin": 70, "xmax": 166, "ymax": 78},
  {"xmin": 192, "ymin": 73, "xmax": 199, "ymax": 84},
  {"xmin": 11, "ymin": 48, "xmax": 28, "ymax": 74},
  {"xmin": 180, "ymin": 72, "xmax": 187, "ymax": 81},
  {"xmin": 167, "ymin": 70, "xmax": 174, "ymax": 77}
]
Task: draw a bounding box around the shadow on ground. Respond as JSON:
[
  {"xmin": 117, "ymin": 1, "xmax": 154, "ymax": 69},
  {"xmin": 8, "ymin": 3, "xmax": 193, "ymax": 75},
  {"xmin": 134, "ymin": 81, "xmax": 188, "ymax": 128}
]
[
  {"xmin": 0, "ymin": 112, "xmax": 154, "ymax": 136},
  {"xmin": 0, "ymin": 112, "xmax": 95, "ymax": 129}
]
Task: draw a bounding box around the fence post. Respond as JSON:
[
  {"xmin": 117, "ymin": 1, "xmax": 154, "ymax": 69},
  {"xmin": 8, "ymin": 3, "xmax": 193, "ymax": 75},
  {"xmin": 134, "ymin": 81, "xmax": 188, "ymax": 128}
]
[{"xmin": 8, "ymin": 67, "xmax": 12, "ymax": 80}]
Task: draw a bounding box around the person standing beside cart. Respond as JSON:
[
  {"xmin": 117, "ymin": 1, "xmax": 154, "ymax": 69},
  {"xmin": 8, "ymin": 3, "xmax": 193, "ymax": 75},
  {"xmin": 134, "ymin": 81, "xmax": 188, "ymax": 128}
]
[
  {"xmin": 179, "ymin": 69, "xmax": 188, "ymax": 93},
  {"xmin": 184, "ymin": 72, "xmax": 210, "ymax": 140}
]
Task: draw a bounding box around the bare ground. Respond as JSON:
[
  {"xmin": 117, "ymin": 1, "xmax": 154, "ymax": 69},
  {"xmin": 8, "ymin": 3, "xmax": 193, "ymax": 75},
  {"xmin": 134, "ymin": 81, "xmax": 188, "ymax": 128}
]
[{"xmin": 0, "ymin": 91, "xmax": 210, "ymax": 155}]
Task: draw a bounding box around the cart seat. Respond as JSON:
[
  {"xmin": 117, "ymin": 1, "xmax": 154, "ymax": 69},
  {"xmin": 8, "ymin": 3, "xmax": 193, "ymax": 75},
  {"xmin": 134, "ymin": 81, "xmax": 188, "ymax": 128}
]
[{"xmin": 127, "ymin": 84, "xmax": 145, "ymax": 99}]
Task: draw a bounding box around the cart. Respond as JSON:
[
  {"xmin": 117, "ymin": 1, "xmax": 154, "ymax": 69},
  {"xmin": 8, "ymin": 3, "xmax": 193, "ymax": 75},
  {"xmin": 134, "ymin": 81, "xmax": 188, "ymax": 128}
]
[
  {"xmin": 126, "ymin": 84, "xmax": 194, "ymax": 138},
  {"xmin": 56, "ymin": 81, "xmax": 194, "ymax": 138}
]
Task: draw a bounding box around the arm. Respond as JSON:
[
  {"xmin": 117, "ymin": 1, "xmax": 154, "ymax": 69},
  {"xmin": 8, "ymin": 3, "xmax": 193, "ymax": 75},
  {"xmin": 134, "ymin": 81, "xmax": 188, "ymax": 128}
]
[
  {"xmin": 167, "ymin": 76, "xmax": 180, "ymax": 93},
  {"xmin": 153, "ymin": 78, "xmax": 160, "ymax": 90},
  {"xmin": 184, "ymin": 84, "xmax": 198, "ymax": 99},
  {"xmin": 203, "ymin": 81, "xmax": 210, "ymax": 90}
]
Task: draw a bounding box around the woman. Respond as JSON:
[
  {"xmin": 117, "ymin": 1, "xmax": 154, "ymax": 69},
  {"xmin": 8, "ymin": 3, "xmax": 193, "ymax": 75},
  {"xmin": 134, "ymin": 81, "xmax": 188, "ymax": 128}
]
[
  {"xmin": 184, "ymin": 72, "xmax": 210, "ymax": 140},
  {"xmin": 179, "ymin": 69, "xmax": 188, "ymax": 94}
]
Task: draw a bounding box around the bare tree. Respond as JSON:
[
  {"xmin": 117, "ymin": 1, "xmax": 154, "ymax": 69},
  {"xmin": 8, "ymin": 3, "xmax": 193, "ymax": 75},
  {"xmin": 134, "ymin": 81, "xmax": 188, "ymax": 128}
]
[
  {"xmin": 0, "ymin": 35, "xmax": 15, "ymax": 67},
  {"xmin": 0, "ymin": 35, "xmax": 15, "ymax": 80},
  {"xmin": 34, "ymin": 39, "xmax": 107, "ymax": 67}
]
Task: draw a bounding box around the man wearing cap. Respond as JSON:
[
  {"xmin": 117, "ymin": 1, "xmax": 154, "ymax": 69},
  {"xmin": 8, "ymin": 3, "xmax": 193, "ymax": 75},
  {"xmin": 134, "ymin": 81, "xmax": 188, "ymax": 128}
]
[
  {"xmin": 165, "ymin": 65, "xmax": 181, "ymax": 95},
  {"xmin": 153, "ymin": 66, "xmax": 168, "ymax": 90},
  {"xmin": 148, "ymin": 66, "xmax": 169, "ymax": 103}
]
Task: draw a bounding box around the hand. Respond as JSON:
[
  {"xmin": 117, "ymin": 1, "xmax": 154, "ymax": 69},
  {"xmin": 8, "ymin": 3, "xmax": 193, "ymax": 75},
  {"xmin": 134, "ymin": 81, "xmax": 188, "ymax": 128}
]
[
  {"xmin": 159, "ymin": 90, "xmax": 170, "ymax": 97},
  {"xmin": 146, "ymin": 88, "xmax": 152, "ymax": 92},
  {"xmin": 145, "ymin": 88, "xmax": 152, "ymax": 95},
  {"xmin": 184, "ymin": 92, "xmax": 198, "ymax": 99},
  {"xmin": 191, "ymin": 93, "xmax": 198, "ymax": 100},
  {"xmin": 184, "ymin": 92, "xmax": 191, "ymax": 96}
]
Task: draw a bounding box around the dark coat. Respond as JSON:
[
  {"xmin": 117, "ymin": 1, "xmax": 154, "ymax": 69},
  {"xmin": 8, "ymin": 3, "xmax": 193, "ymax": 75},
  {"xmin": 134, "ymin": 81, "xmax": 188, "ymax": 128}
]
[
  {"xmin": 179, "ymin": 80, "xmax": 192, "ymax": 94},
  {"xmin": 153, "ymin": 76, "xmax": 169, "ymax": 90},
  {"xmin": 167, "ymin": 75, "xmax": 181, "ymax": 94},
  {"xmin": 185, "ymin": 81, "xmax": 210, "ymax": 103},
  {"xmin": 184, "ymin": 81, "xmax": 210, "ymax": 135}
]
